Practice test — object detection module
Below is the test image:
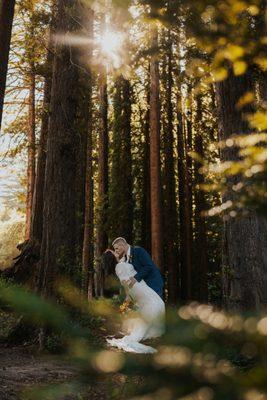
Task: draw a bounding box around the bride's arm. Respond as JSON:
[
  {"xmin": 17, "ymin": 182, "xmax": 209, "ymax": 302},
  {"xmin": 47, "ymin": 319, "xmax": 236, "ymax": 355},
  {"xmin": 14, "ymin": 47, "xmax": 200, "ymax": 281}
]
[
  {"xmin": 121, "ymin": 280, "xmax": 131, "ymax": 301},
  {"xmin": 115, "ymin": 264, "xmax": 132, "ymax": 302}
]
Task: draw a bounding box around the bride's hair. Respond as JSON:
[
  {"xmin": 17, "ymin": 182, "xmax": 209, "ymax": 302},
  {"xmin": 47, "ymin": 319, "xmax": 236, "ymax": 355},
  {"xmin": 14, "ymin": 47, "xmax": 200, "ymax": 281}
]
[{"xmin": 102, "ymin": 250, "xmax": 117, "ymax": 275}]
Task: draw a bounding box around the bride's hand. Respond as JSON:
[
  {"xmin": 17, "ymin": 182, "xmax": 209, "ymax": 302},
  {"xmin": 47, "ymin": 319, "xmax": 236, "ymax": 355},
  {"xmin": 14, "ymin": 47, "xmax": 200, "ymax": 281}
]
[
  {"xmin": 127, "ymin": 277, "xmax": 137, "ymax": 288},
  {"xmin": 125, "ymin": 294, "xmax": 131, "ymax": 303}
]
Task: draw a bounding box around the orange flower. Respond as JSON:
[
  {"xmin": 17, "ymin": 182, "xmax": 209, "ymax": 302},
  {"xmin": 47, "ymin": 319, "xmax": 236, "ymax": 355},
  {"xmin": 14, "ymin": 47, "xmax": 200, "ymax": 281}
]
[{"xmin": 119, "ymin": 300, "xmax": 131, "ymax": 314}]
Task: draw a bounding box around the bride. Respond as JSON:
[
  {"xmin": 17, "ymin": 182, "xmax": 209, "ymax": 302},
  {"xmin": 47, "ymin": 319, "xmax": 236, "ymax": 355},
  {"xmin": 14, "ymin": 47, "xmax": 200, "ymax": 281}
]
[{"xmin": 102, "ymin": 250, "xmax": 165, "ymax": 354}]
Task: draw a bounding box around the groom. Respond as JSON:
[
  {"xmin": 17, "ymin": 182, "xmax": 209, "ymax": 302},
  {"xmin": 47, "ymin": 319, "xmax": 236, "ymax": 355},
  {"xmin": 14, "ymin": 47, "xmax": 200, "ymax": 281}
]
[{"xmin": 112, "ymin": 237, "xmax": 164, "ymax": 298}]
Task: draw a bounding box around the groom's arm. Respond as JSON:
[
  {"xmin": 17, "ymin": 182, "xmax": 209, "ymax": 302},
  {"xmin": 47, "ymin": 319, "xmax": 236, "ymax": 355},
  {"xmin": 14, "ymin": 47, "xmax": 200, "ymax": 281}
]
[{"xmin": 133, "ymin": 247, "xmax": 154, "ymax": 282}]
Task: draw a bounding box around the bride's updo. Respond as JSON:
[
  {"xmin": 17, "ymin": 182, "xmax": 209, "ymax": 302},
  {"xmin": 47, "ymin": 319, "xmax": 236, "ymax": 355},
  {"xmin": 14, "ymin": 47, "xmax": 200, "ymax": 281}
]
[{"xmin": 102, "ymin": 250, "xmax": 117, "ymax": 275}]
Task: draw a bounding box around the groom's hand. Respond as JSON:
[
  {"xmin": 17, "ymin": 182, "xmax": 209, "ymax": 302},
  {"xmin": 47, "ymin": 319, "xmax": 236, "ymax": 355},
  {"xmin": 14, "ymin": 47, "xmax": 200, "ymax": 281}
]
[{"xmin": 127, "ymin": 277, "xmax": 137, "ymax": 288}]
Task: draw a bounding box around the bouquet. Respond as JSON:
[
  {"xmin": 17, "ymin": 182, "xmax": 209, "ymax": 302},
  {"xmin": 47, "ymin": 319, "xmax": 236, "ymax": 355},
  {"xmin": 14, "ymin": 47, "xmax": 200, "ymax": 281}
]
[{"xmin": 119, "ymin": 299, "xmax": 133, "ymax": 314}]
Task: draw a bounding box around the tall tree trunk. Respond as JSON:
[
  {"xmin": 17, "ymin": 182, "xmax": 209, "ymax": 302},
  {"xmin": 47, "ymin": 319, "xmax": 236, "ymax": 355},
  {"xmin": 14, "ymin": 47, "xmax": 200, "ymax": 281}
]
[
  {"xmin": 95, "ymin": 64, "xmax": 109, "ymax": 297},
  {"xmin": 82, "ymin": 9, "xmax": 94, "ymax": 299},
  {"xmin": 149, "ymin": 25, "xmax": 163, "ymax": 271},
  {"xmin": 30, "ymin": 48, "xmax": 53, "ymax": 245},
  {"xmin": 74, "ymin": 81, "xmax": 91, "ymax": 270},
  {"xmin": 0, "ymin": 0, "xmax": 16, "ymax": 130},
  {"xmin": 177, "ymin": 97, "xmax": 189, "ymax": 301},
  {"xmin": 82, "ymin": 107, "xmax": 94, "ymax": 298},
  {"xmin": 216, "ymin": 68, "xmax": 267, "ymax": 311},
  {"xmin": 256, "ymin": 0, "xmax": 267, "ymax": 106},
  {"xmin": 140, "ymin": 81, "xmax": 151, "ymax": 252},
  {"xmin": 82, "ymin": 89, "xmax": 94, "ymax": 299},
  {"xmin": 185, "ymin": 91, "xmax": 193, "ymax": 220},
  {"xmin": 184, "ymin": 89, "xmax": 193, "ymax": 299},
  {"xmin": 109, "ymin": 75, "xmax": 133, "ymax": 242},
  {"xmin": 194, "ymin": 93, "xmax": 208, "ymax": 302},
  {"xmin": 6, "ymin": 18, "xmax": 55, "ymax": 292},
  {"xmin": 25, "ymin": 5, "xmax": 37, "ymax": 240},
  {"xmin": 25, "ymin": 64, "xmax": 36, "ymax": 240},
  {"xmin": 75, "ymin": 93, "xmax": 89, "ymax": 270},
  {"xmin": 162, "ymin": 29, "xmax": 179, "ymax": 302},
  {"xmin": 38, "ymin": 0, "xmax": 92, "ymax": 296}
]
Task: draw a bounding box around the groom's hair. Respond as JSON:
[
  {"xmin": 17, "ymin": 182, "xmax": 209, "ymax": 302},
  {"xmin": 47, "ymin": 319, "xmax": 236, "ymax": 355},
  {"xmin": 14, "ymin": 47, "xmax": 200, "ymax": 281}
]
[{"xmin": 112, "ymin": 237, "xmax": 128, "ymax": 246}]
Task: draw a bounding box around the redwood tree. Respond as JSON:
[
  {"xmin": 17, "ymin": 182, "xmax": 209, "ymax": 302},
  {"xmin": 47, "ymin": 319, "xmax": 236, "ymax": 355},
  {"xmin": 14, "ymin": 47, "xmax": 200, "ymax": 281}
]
[
  {"xmin": 0, "ymin": 0, "xmax": 16, "ymax": 130},
  {"xmin": 162, "ymin": 28, "xmax": 179, "ymax": 302},
  {"xmin": 30, "ymin": 46, "xmax": 53, "ymax": 245},
  {"xmin": 216, "ymin": 68, "xmax": 267, "ymax": 311},
  {"xmin": 25, "ymin": 7, "xmax": 36, "ymax": 240},
  {"xmin": 96, "ymin": 63, "xmax": 109, "ymax": 261},
  {"xmin": 194, "ymin": 93, "xmax": 208, "ymax": 302},
  {"xmin": 82, "ymin": 9, "xmax": 94, "ymax": 298},
  {"xmin": 109, "ymin": 75, "xmax": 133, "ymax": 242},
  {"xmin": 149, "ymin": 24, "xmax": 163, "ymax": 271},
  {"xmin": 177, "ymin": 94, "xmax": 189, "ymax": 301},
  {"xmin": 38, "ymin": 0, "xmax": 92, "ymax": 296},
  {"xmin": 140, "ymin": 80, "xmax": 151, "ymax": 252}
]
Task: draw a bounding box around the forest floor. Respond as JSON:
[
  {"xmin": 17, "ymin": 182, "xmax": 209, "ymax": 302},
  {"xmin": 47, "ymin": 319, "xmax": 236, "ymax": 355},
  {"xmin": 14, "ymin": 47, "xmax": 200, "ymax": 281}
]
[
  {"xmin": 0, "ymin": 311, "xmax": 132, "ymax": 400},
  {"xmin": 0, "ymin": 345, "xmax": 79, "ymax": 400},
  {"xmin": 0, "ymin": 345, "xmax": 132, "ymax": 400}
]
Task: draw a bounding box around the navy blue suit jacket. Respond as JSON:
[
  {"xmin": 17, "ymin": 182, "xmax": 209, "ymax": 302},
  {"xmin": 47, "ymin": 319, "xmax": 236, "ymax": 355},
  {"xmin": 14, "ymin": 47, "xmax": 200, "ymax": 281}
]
[{"xmin": 130, "ymin": 246, "xmax": 164, "ymax": 298}]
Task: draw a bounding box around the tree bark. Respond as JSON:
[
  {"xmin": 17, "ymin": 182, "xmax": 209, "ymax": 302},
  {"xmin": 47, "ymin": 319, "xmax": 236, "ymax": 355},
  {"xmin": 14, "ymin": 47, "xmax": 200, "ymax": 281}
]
[
  {"xmin": 256, "ymin": 0, "xmax": 267, "ymax": 107},
  {"xmin": 177, "ymin": 98, "xmax": 189, "ymax": 301},
  {"xmin": 95, "ymin": 62, "xmax": 109, "ymax": 282},
  {"xmin": 82, "ymin": 83, "xmax": 94, "ymax": 299},
  {"xmin": 216, "ymin": 68, "xmax": 267, "ymax": 311},
  {"xmin": 162, "ymin": 29, "xmax": 179, "ymax": 302},
  {"xmin": 30, "ymin": 47, "xmax": 53, "ymax": 245},
  {"xmin": 194, "ymin": 93, "xmax": 208, "ymax": 302},
  {"xmin": 0, "ymin": 0, "xmax": 16, "ymax": 130},
  {"xmin": 149, "ymin": 25, "xmax": 163, "ymax": 271},
  {"xmin": 184, "ymin": 91, "xmax": 193, "ymax": 300},
  {"xmin": 185, "ymin": 92, "xmax": 193, "ymax": 222},
  {"xmin": 38, "ymin": 0, "xmax": 92, "ymax": 296},
  {"xmin": 82, "ymin": 9, "xmax": 94, "ymax": 299},
  {"xmin": 109, "ymin": 75, "xmax": 133, "ymax": 243},
  {"xmin": 4, "ymin": 16, "xmax": 55, "ymax": 291},
  {"xmin": 140, "ymin": 80, "xmax": 151, "ymax": 253},
  {"xmin": 25, "ymin": 63, "xmax": 36, "ymax": 240}
]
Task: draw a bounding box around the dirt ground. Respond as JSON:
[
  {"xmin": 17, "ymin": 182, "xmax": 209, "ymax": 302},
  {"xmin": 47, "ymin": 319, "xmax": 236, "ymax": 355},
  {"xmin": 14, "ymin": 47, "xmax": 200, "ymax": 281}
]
[
  {"xmin": 0, "ymin": 310, "xmax": 140, "ymax": 399},
  {"xmin": 0, "ymin": 345, "xmax": 113, "ymax": 400}
]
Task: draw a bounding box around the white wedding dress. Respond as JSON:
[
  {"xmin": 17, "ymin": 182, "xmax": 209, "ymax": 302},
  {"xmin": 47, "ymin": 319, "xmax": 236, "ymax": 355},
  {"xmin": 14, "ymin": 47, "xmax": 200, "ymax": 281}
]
[{"xmin": 106, "ymin": 261, "xmax": 165, "ymax": 354}]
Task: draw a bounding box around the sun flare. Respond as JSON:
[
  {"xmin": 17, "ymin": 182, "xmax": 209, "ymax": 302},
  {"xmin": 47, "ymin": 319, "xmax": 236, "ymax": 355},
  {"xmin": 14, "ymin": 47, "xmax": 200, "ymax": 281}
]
[
  {"xmin": 98, "ymin": 31, "xmax": 123, "ymax": 68},
  {"xmin": 100, "ymin": 31, "xmax": 122, "ymax": 55}
]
